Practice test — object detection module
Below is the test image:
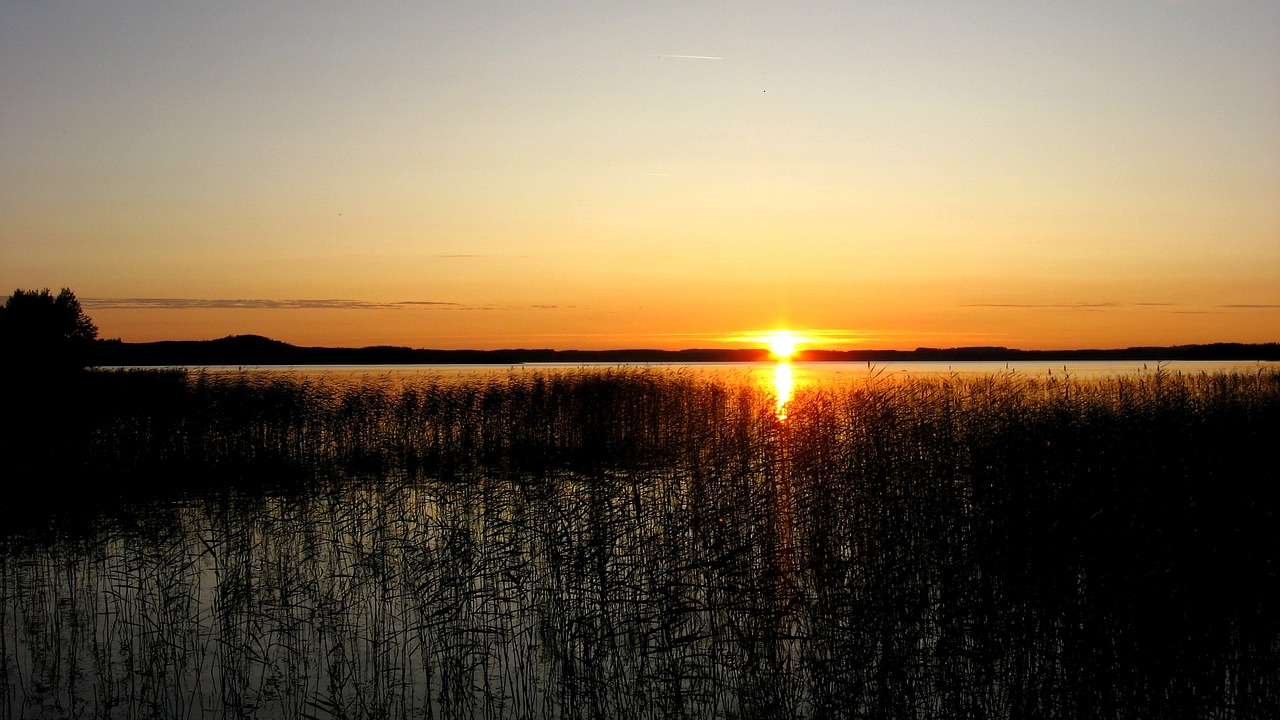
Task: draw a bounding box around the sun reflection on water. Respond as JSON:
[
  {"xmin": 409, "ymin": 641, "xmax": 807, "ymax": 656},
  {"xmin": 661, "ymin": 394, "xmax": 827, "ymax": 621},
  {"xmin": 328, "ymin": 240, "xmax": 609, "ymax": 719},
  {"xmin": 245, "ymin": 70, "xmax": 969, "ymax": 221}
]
[{"xmin": 773, "ymin": 360, "xmax": 794, "ymax": 421}]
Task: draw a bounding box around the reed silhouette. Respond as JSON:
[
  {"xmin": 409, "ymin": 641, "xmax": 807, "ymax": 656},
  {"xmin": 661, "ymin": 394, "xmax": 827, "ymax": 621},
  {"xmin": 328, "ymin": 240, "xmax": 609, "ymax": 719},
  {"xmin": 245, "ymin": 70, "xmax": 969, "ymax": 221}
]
[{"xmin": 1, "ymin": 367, "xmax": 1277, "ymax": 718}]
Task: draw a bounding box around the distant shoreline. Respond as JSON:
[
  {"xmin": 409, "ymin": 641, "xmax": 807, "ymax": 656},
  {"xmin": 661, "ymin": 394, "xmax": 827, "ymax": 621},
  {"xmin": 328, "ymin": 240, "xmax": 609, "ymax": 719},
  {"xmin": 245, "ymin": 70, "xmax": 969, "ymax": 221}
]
[{"xmin": 90, "ymin": 335, "xmax": 1280, "ymax": 367}]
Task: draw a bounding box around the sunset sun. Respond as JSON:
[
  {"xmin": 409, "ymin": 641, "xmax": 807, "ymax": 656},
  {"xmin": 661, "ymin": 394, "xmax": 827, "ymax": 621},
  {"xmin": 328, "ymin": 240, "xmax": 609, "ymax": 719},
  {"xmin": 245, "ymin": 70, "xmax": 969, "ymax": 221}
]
[{"xmin": 767, "ymin": 331, "xmax": 802, "ymax": 360}]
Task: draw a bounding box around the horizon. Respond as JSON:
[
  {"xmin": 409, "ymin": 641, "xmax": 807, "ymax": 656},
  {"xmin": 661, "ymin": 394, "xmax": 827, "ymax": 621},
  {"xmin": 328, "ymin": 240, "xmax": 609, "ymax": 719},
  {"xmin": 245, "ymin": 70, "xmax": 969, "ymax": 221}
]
[
  {"xmin": 3, "ymin": 2, "xmax": 1278, "ymax": 351},
  {"xmin": 94, "ymin": 331, "xmax": 1278, "ymax": 357}
]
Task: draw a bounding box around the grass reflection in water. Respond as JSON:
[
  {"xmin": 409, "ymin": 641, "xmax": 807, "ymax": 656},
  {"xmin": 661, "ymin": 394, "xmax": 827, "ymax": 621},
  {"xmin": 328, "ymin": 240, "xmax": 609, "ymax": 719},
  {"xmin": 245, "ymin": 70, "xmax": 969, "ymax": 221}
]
[{"xmin": 1, "ymin": 367, "xmax": 1278, "ymax": 718}]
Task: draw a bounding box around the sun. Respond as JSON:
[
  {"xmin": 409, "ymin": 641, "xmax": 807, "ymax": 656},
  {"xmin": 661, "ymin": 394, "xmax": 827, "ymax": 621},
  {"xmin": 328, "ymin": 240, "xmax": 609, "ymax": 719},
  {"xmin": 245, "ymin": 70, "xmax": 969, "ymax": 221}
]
[
  {"xmin": 766, "ymin": 331, "xmax": 801, "ymax": 360},
  {"xmin": 722, "ymin": 328, "xmax": 815, "ymax": 359}
]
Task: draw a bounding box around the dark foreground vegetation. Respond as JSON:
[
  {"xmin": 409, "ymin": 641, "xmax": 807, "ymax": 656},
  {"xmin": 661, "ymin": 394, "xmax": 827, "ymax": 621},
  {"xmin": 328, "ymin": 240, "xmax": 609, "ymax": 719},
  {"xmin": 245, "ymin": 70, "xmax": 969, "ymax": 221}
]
[{"xmin": 2, "ymin": 367, "xmax": 1278, "ymax": 719}]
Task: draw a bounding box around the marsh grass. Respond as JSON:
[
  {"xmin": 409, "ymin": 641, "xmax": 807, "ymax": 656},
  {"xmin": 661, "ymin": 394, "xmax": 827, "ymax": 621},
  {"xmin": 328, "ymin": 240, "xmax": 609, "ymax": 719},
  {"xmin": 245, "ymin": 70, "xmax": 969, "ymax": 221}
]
[{"xmin": 1, "ymin": 367, "xmax": 1277, "ymax": 718}]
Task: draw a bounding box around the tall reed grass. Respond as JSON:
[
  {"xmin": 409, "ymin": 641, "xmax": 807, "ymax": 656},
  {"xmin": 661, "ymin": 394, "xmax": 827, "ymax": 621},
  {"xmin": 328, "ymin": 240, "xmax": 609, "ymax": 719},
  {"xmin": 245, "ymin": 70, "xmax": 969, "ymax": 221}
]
[{"xmin": 1, "ymin": 367, "xmax": 1276, "ymax": 718}]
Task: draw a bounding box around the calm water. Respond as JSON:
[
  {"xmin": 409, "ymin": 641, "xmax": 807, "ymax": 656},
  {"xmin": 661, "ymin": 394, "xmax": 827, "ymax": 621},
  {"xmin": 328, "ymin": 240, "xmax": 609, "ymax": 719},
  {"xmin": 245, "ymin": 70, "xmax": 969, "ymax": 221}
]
[
  {"xmin": 139, "ymin": 359, "xmax": 1278, "ymax": 392},
  {"xmin": 154, "ymin": 359, "xmax": 1274, "ymax": 374}
]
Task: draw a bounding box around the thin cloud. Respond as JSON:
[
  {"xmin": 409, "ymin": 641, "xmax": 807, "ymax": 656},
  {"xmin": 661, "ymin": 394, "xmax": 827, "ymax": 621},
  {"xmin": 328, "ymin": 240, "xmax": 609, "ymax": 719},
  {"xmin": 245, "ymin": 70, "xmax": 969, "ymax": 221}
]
[
  {"xmin": 657, "ymin": 54, "xmax": 724, "ymax": 60},
  {"xmin": 964, "ymin": 302, "xmax": 1175, "ymax": 310},
  {"xmin": 85, "ymin": 298, "xmax": 460, "ymax": 310},
  {"xmin": 968, "ymin": 301, "xmax": 1280, "ymax": 311},
  {"xmin": 713, "ymin": 328, "xmax": 931, "ymax": 346},
  {"xmin": 84, "ymin": 297, "xmax": 575, "ymax": 312},
  {"xmin": 430, "ymin": 303, "xmax": 570, "ymax": 312}
]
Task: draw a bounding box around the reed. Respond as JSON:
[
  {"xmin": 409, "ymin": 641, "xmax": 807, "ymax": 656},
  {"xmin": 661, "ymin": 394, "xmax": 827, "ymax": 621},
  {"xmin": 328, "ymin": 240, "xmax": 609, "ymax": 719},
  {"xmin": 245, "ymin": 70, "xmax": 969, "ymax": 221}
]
[{"xmin": 1, "ymin": 366, "xmax": 1276, "ymax": 718}]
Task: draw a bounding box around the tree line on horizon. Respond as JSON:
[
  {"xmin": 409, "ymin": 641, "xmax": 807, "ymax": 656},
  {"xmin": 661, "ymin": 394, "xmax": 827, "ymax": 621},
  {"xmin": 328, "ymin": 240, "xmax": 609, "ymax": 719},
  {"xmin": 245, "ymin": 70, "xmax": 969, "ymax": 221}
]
[
  {"xmin": 90, "ymin": 336, "xmax": 1280, "ymax": 366},
  {"xmin": 0, "ymin": 287, "xmax": 97, "ymax": 372},
  {"xmin": 3, "ymin": 287, "xmax": 1278, "ymax": 369}
]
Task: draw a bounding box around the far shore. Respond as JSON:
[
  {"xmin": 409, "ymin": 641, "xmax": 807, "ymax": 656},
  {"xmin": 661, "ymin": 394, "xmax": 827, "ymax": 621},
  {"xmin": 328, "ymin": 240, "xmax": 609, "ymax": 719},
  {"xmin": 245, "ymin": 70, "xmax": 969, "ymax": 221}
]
[{"xmin": 87, "ymin": 334, "xmax": 1280, "ymax": 367}]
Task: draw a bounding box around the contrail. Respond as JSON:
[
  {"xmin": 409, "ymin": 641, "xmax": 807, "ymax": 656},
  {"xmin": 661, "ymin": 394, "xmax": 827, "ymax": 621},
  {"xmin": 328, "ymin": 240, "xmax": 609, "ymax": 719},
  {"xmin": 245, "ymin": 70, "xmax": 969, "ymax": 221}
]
[{"xmin": 658, "ymin": 54, "xmax": 723, "ymax": 60}]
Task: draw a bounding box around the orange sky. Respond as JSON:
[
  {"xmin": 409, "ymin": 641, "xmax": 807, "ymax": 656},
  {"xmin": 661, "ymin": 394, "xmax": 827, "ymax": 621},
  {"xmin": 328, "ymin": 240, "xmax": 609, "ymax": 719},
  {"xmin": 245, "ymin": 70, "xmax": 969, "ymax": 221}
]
[{"xmin": 3, "ymin": 1, "xmax": 1277, "ymax": 351}]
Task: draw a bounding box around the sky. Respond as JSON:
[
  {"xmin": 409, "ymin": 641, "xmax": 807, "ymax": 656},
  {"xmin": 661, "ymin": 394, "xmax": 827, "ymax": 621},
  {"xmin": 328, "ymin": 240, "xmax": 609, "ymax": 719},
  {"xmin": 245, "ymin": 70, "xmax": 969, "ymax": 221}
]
[{"xmin": 2, "ymin": 0, "xmax": 1277, "ymax": 351}]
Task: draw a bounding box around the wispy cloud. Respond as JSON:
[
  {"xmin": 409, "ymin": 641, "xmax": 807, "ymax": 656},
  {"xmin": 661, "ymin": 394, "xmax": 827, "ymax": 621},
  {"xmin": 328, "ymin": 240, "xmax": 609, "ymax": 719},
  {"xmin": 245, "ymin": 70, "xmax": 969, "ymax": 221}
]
[
  {"xmin": 83, "ymin": 297, "xmax": 424, "ymax": 308},
  {"xmin": 657, "ymin": 54, "xmax": 723, "ymax": 60},
  {"xmin": 84, "ymin": 298, "xmax": 461, "ymax": 310},
  {"xmin": 967, "ymin": 301, "xmax": 1280, "ymax": 311},
  {"xmin": 1160, "ymin": 303, "xmax": 1280, "ymax": 315},
  {"xmin": 963, "ymin": 302, "xmax": 1175, "ymax": 310},
  {"xmin": 713, "ymin": 328, "xmax": 930, "ymax": 346},
  {"xmin": 83, "ymin": 297, "xmax": 573, "ymax": 312}
]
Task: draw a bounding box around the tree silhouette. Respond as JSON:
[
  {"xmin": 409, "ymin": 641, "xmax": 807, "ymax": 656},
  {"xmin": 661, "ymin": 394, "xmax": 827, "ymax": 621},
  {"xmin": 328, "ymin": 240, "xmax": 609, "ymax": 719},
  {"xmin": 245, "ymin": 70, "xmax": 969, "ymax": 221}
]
[{"xmin": 0, "ymin": 288, "xmax": 99, "ymax": 371}]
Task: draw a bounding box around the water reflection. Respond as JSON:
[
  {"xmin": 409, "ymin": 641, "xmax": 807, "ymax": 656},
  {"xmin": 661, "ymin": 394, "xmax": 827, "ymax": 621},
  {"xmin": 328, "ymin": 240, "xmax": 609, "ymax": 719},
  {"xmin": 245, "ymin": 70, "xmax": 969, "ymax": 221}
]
[
  {"xmin": 5, "ymin": 462, "xmax": 1262, "ymax": 719},
  {"xmin": 773, "ymin": 361, "xmax": 794, "ymax": 421}
]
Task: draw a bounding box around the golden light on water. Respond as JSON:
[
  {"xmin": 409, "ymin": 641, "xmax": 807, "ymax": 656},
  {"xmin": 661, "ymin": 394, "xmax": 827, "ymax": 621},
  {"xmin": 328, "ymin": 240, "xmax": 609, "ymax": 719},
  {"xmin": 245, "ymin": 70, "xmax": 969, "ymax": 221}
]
[
  {"xmin": 722, "ymin": 328, "xmax": 813, "ymax": 421},
  {"xmin": 746, "ymin": 330, "xmax": 806, "ymax": 421},
  {"xmin": 773, "ymin": 360, "xmax": 794, "ymax": 421}
]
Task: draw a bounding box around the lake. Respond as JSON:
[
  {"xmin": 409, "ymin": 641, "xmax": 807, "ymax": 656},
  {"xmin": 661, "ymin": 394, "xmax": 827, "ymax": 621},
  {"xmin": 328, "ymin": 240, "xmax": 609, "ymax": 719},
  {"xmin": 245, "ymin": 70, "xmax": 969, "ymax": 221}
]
[
  {"xmin": 2, "ymin": 365, "xmax": 1276, "ymax": 718},
  {"xmin": 138, "ymin": 359, "xmax": 1276, "ymax": 378}
]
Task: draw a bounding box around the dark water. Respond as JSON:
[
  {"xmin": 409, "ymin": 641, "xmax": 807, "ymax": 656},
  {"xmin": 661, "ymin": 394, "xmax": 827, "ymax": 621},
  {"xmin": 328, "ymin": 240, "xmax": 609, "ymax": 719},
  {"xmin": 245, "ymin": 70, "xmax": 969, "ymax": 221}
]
[
  {"xmin": 1, "ymin": 368, "xmax": 1277, "ymax": 719},
  {"xmin": 5, "ymin": 474, "xmax": 1273, "ymax": 719}
]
